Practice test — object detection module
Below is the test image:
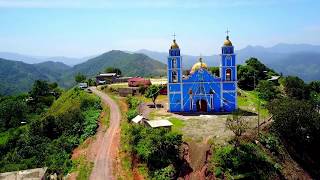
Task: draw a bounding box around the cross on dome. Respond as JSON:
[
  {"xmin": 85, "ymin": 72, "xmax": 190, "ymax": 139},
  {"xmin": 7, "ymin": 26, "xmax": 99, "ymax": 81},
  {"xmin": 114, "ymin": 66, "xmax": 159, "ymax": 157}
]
[
  {"xmin": 225, "ymin": 29, "xmax": 230, "ymax": 37},
  {"xmin": 172, "ymin": 33, "xmax": 176, "ymax": 40}
]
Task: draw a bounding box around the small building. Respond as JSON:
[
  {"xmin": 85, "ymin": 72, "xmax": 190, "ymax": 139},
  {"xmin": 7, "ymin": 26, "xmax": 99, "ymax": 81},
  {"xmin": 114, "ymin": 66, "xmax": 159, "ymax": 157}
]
[
  {"xmin": 145, "ymin": 119, "xmax": 173, "ymax": 129},
  {"xmin": 268, "ymin": 76, "xmax": 280, "ymax": 82},
  {"xmin": 79, "ymin": 83, "xmax": 88, "ymax": 89},
  {"xmin": 131, "ymin": 115, "xmax": 146, "ymax": 124},
  {"xmin": 128, "ymin": 77, "xmax": 152, "ymax": 87},
  {"xmin": 114, "ymin": 77, "xmax": 132, "ymax": 83},
  {"xmin": 0, "ymin": 167, "xmax": 47, "ymax": 180},
  {"xmin": 118, "ymin": 87, "xmax": 140, "ymax": 97},
  {"xmin": 96, "ymin": 73, "xmax": 119, "ymax": 84}
]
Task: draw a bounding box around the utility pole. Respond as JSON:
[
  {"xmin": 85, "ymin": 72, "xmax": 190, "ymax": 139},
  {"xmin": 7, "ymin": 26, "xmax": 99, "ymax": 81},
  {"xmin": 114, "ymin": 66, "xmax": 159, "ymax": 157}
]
[
  {"xmin": 257, "ymin": 100, "xmax": 260, "ymax": 136},
  {"xmin": 253, "ymin": 71, "xmax": 256, "ymax": 89}
]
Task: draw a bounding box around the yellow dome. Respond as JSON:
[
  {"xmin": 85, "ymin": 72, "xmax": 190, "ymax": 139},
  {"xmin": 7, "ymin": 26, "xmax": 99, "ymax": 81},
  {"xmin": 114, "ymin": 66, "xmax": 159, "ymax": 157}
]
[
  {"xmin": 223, "ymin": 36, "xmax": 233, "ymax": 46},
  {"xmin": 190, "ymin": 58, "xmax": 208, "ymax": 73},
  {"xmin": 170, "ymin": 39, "xmax": 179, "ymax": 49}
]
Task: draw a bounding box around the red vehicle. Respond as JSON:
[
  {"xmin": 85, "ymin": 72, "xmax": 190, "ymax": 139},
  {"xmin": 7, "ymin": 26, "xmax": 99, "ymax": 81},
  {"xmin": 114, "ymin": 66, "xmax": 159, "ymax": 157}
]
[
  {"xmin": 159, "ymin": 84, "xmax": 167, "ymax": 95},
  {"xmin": 128, "ymin": 77, "xmax": 152, "ymax": 87}
]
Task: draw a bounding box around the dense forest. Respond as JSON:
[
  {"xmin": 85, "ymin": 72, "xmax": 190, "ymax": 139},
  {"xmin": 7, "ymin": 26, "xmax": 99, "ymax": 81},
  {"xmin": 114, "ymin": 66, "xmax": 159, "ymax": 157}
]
[
  {"xmin": 0, "ymin": 80, "xmax": 101, "ymax": 177},
  {"xmin": 208, "ymin": 58, "xmax": 320, "ymax": 179}
]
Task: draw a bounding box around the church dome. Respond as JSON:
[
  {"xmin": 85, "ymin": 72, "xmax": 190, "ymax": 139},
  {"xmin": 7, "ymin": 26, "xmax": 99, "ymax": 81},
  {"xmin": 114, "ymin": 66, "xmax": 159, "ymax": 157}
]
[
  {"xmin": 170, "ymin": 39, "xmax": 179, "ymax": 49},
  {"xmin": 190, "ymin": 58, "xmax": 208, "ymax": 74},
  {"xmin": 223, "ymin": 36, "xmax": 233, "ymax": 46}
]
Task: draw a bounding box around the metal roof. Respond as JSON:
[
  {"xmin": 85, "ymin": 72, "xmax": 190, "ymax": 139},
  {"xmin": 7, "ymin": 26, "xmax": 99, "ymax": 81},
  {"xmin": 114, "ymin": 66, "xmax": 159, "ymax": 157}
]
[
  {"xmin": 97, "ymin": 73, "xmax": 117, "ymax": 77},
  {"xmin": 146, "ymin": 120, "xmax": 173, "ymax": 128},
  {"xmin": 132, "ymin": 115, "xmax": 144, "ymax": 123},
  {"xmin": 268, "ymin": 76, "xmax": 280, "ymax": 81}
]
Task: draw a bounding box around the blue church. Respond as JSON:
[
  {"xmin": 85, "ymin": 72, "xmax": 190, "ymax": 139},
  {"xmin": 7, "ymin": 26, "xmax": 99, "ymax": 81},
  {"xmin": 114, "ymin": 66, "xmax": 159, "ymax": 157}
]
[{"xmin": 167, "ymin": 34, "xmax": 237, "ymax": 113}]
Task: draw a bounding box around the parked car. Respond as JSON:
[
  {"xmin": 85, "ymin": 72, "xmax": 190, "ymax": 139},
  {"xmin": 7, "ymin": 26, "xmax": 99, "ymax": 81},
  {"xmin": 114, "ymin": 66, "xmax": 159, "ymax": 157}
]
[{"xmin": 79, "ymin": 83, "xmax": 88, "ymax": 89}]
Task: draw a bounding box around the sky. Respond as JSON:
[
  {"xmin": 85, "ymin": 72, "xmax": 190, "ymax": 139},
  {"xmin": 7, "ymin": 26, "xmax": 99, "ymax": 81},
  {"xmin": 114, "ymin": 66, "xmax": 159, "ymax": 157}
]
[{"xmin": 0, "ymin": 0, "xmax": 319, "ymax": 57}]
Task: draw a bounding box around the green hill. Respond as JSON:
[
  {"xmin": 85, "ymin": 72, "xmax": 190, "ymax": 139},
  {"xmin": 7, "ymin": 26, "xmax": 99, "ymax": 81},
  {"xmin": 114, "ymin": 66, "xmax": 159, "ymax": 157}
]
[
  {"xmin": 0, "ymin": 59, "xmax": 48, "ymax": 95},
  {"xmin": 0, "ymin": 51, "xmax": 167, "ymax": 95},
  {"xmin": 61, "ymin": 50, "xmax": 167, "ymax": 87},
  {"xmin": 71, "ymin": 50, "xmax": 166, "ymax": 76},
  {"xmin": 0, "ymin": 59, "xmax": 71, "ymax": 95}
]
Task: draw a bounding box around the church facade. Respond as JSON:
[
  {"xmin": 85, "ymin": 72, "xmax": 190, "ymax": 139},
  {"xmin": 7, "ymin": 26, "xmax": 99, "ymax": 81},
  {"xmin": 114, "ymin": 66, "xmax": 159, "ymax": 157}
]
[{"xmin": 167, "ymin": 35, "xmax": 237, "ymax": 113}]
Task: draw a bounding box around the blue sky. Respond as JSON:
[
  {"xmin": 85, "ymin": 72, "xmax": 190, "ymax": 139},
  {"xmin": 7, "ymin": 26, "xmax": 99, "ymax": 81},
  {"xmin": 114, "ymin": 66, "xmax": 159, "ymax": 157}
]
[{"xmin": 0, "ymin": 0, "xmax": 319, "ymax": 57}]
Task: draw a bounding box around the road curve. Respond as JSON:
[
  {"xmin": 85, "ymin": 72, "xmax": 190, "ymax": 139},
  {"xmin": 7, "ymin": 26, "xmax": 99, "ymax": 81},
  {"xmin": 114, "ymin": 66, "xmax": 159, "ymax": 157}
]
[{"xmin": 90, "ymin": 87, "xmax": 121, "ymax": 180}]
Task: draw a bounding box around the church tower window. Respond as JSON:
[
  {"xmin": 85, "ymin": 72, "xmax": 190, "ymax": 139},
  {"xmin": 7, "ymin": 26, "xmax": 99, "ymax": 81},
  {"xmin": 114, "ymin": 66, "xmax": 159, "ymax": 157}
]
[
  {"xmin": 172, "ymin": 70, "xmax": 178, "ymax": 83},
  {"xmin": 226, "ymin": 69, "xmax": 232, "ymax": 81},
  {"xmin": 172, "ymin": 58, "xmax": 177, "ymax": 68}
]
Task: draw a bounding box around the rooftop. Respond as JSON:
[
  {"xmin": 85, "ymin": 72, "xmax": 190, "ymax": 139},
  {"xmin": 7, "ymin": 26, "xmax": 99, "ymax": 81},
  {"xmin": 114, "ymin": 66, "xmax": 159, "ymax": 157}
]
[
  {"xmin": 132, "ymin": 115, "xmax": 144, "ymax": 123},
  {"xmin": 0, "ymin": 167, "xmax": 47, "ymax": 180},
  {"xmin": 146, "ymin": 119, "xmax": 173, "ymax": 128},
  {"xmin": 96, "ymin": 73, "xmax": 117, "ymax": 77}
]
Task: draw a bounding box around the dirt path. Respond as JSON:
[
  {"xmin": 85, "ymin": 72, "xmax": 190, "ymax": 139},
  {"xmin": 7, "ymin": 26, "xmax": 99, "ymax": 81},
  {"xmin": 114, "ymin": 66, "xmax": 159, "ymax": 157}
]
[{"xmin": 89, "ymin": 87, "xmax": 121, "ymax": 180}]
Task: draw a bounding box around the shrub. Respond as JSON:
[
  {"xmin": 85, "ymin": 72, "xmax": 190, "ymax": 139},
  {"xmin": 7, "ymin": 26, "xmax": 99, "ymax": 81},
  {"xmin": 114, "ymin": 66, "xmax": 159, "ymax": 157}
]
[
  {"xmin": 259, "ymin": 133, "xmax": 283, "ymax": 157},
  {"xmin": 152, "ymin": 165, "xmax": 176, "ymax": 180},
  {"xmin": 211, "ymin": 142, "xmax": 280, "ymax": 179},
  {"xmin": 126, "ymin": 109, "xmax": 138, "ymax": 121},
  {"xmin": 126, "ymin": 96, "xmax": 141, "ymax": 109}
]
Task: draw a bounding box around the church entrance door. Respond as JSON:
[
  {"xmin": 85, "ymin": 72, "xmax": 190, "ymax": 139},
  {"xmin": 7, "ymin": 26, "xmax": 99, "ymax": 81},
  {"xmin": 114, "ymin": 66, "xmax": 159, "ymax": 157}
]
[{"xmin": 196, "ymin": 99, "xmax": 207, "ymax": 112}]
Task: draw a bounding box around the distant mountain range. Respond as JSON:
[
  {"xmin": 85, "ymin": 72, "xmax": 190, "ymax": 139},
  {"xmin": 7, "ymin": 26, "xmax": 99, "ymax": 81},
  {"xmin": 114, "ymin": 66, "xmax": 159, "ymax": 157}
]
[
  {"xmin": 1, "ymin": 43, "xmax": 320, "ymax": 95},
  {"xmin": 0, "ymin": 50, "xmax": 166, "ymax": 95},
  {"xmin": 0, "ymin": 52, "xmax": 94, "ymax": 66},
  {"xmin": 136, "ymin": 43, "xmax": 320, "ymax": 82},
  {"xmin": 0, "ymin": 59, "xmax": 70, "ymax": 95}
]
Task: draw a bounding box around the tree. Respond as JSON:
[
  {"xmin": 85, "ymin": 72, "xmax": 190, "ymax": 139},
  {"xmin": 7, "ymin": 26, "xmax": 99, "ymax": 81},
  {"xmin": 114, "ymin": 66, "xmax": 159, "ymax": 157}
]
[
  {"xmin": 128, "ymin": 125, "xmax": 183, "ymax": 170},
  {"xmin": 145, "ymin": 85, "xmax": 161, "ymax": 108},
  {"xmin": 104, "ymin": 67, "xmax": 122, "ymax": 75},
  {"xmin": 246, "ymin": 58, "xmax": 269, "ymax": 80},
  {"xmin": 74, "ymin": 73, "xmax": 86, "ymax": 83},
  {"xmin": 268, "ymin": 98, "xmax": 320, "ymax": 176},
  {"xmin": 209, "ymin": 66, "xmax": 219, "ymax": 76},
  {"xmin": 183, "ymin": 69, "xmax": 190, "ymax": 76},
  {"xmin": 0, "ymin": 97, "xmax": 27, "ymax": 132},
  {"xmin": 256, "ymin": 80, "xmax": 279, "ymax": 101},
  {"xmin": 237, "ymin": 58, "xmax": 278, "ymax": 90},
  {"xmin": 281, "ymin": 76, "xmax": 308, "ymax": 99},
  {"xmin": 225, "ymin": 111, "xmax": 248, "ymax": 146},
  {"xmin": 268, "ymin": 98, "xmax": 320, "ymax": 147},
  {"xmin": 309, "ymin": 81, "xmax": 320, "ymax": 93},
  {"xmin": 29, "ymin": 80, "xmax": 50, "ymax": 98},
  {"xmin": 237, "ymin": 64, "xmax": 256, "ymax": 90},
  {"xmin": 310, "ymin": 91, "xmax": 320, "ymax": 112}
]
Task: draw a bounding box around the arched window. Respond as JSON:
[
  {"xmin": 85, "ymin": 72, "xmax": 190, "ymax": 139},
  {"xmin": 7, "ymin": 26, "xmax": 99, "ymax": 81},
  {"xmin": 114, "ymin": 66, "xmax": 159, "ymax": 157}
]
[
  {"xmin": 172, "ymin": 58, "xmax": 177, "ymax": 68},
  {"xmin": 226, "ymin": 69, "xmax": 232, "ymax": 81},
  {"xmin": 172, "ymin": 70, "xmax": 178, "ymax": 83}
]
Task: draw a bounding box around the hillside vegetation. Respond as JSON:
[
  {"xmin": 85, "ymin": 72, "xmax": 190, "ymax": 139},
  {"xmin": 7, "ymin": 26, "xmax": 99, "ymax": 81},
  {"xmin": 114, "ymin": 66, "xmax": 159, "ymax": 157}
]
[
  {"xmin": 0, "ymin": 50, "xmax": 167, "ymax": 95},
  {"xmin": 209, "ymin": 58, "xmax": 320, "ymax": 179},
  {"xmin": 0, "ymin": 84, "xmax": 101, "ymax": 176}
]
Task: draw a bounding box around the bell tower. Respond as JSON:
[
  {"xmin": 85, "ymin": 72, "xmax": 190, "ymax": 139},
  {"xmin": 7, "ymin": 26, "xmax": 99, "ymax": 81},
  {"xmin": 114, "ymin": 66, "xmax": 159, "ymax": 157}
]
[
  {"xmin": 220, "ymin": 30, "xmax": 236, "ymax": 82},
  {"xmin": 168, "ymin": 34, "xmax": 183, "ymax": 112},
  {"xmin": 220, "ymin": 30, "xmax": 238, "ymax": 111}
]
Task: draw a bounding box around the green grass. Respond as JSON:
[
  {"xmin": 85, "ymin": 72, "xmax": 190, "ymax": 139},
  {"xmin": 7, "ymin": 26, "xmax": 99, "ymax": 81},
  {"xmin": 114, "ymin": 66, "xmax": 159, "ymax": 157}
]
[
  {"xmin": 101, "ymin": 104, "xmax": 110, "ymax": 128},
  {"xmin": 168, "ymin": 117, "xmax": 185, "ymax": 133},
  {"xmin": 71, "ymin": 155, "xmax": 93, "ymax": 180},
  {"xmin": 238, "ymin": 90, "xmax": 269, "ymax": 119}
]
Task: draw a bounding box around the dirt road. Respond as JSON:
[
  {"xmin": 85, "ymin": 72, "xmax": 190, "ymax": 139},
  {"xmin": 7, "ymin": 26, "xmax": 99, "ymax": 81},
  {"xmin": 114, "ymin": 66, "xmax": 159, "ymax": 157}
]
[{"xmin": 90, "ymin": 87, "xmax": 121, "ymax": 180}]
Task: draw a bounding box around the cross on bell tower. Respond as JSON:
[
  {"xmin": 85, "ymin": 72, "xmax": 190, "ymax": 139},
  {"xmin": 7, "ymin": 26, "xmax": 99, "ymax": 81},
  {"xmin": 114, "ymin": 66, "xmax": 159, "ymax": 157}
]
[
  {"xmin": 172, "ymin": 33, "xmax": 176, "ymax": 40},
  {"xmin": 225, "ymin": 29, "xmax": 230, "ymax": 36}
]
